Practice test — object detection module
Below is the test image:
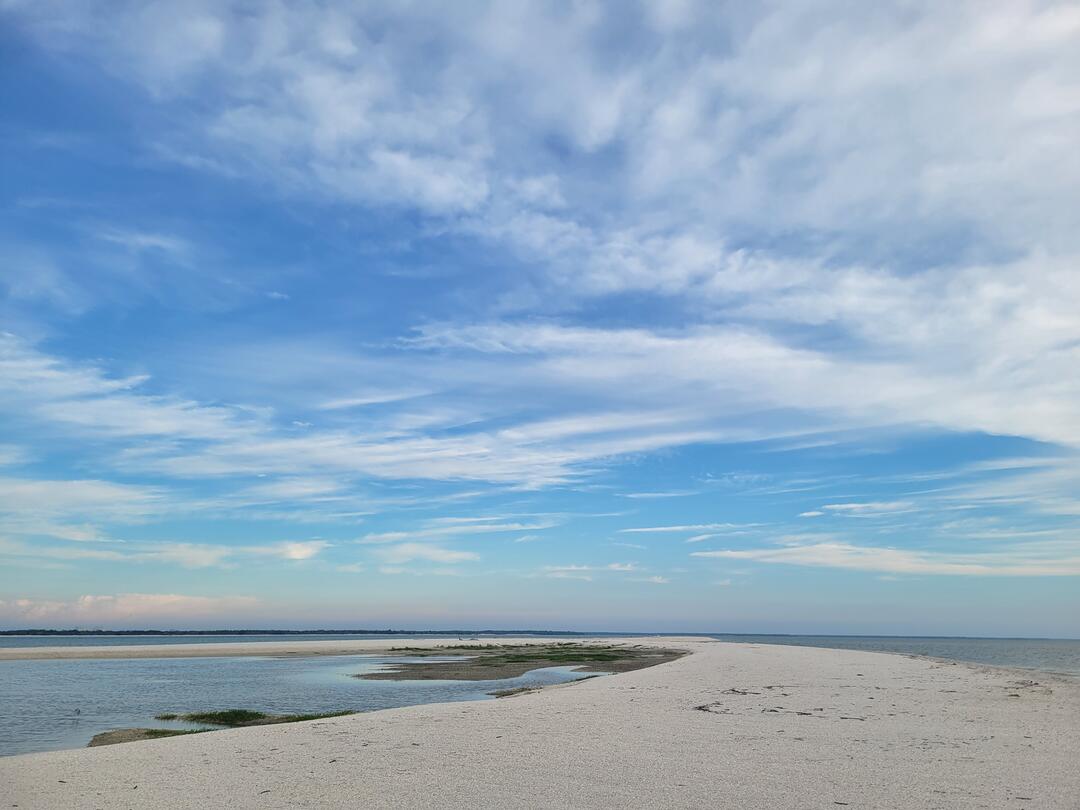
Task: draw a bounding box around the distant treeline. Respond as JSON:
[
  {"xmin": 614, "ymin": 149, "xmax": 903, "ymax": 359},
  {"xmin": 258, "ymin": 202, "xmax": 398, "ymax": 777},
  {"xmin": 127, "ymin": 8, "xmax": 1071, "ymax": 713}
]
[{"xmin": 0, "ymin": 628, "xmax": 589, "ymax": 636}]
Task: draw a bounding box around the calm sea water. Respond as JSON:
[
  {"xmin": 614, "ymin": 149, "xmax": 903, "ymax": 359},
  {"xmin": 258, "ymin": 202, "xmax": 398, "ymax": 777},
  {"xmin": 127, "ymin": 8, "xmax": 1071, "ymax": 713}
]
[
  {"xmin": 0, "ymin": 652, "xmax": 596, "ymax": 757},
  {"xmin": 708, "ymin": 635, "xmax": 1080, "ymax": 678}
]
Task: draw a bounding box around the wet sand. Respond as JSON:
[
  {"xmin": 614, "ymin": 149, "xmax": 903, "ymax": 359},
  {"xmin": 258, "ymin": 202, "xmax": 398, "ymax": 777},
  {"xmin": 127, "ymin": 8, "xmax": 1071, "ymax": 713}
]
[{"xmin": 3, "ymin": 638, "xmax": 1079, "ymax": 809}]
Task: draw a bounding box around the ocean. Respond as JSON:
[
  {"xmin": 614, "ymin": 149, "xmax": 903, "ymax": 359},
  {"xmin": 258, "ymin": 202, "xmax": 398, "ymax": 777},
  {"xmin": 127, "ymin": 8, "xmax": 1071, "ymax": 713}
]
[{"xmin": 707, "ymin": 634, "xmax": 1080, "ymax": 678}]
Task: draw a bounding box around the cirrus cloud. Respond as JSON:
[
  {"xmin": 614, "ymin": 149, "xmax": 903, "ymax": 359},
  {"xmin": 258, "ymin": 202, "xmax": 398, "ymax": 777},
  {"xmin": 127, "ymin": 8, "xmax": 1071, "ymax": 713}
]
[{"xmin": 0, "ymin": 593, "xmax": 260, "ymax": 626}]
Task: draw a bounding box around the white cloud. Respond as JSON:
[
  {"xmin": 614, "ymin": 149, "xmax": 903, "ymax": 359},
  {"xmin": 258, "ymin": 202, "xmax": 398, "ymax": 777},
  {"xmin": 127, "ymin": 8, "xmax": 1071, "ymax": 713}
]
[
  {"xmin": 611, "ymin": 541, "xmax": 646, "ymax": 550},
  {"xmin": 940, "ymin": 455, "xmax": 1080, "ymax": 518},
  {"xmin": 538, "ymin": 562, "xmax": 649, "ymax": 579},
  {"xmin": 4, "ymin": 2, "xmax": 1080, "ymax": 601},
  {"xmin": 620, "ymin": 523, "xmax": 755, "ymax": 534},
  {"xmin": 18, "ymin": 2, "xmax": 1079, "ymax": 290},
  {"xmin": 318, "ymin": 390, "xmax": 431, "ymax": 410},
  {"xmin": 0, "ymin": 476, "xmax": 163, "ymax": 542},
  {"xmin": 822, "ymin": 502, "xmax": 916, "ymax": 516},
  {"xmin": 236, "ymin": 477, "xmax": 347, "ymax": 501},
  {"xmin": 0, "ymin": 477, "xmax": 160, "ymax": 518},
  {"xmin": 0, "ymin": 336, "xmax": 721, "ymax": 488},
  {"xmin": 619, "ymin": 490, "xmax": 698, "ymax": 499},
  {"xmin": 6, "ymin": 313, "xmax": 1080, "ymax": 508},
  {"xmin": 0, "ymin": 593, "xmax": 259, "ymax": 626},
  {"xmin": 409, "ymin": 316, "xmax": 1080, "ymax": 455},
  {"xmin": 95, "ymin": 228, "xmax": 189, "ymax": 256},
  {"xmin": 0, "ymin": 445, "xmax": 29, "ymax": 467},
  {"xmin": 691, "ymin": 540, "xmax": 1080, "ymax": 577},
  {"xmin": 543, "ymin": 564, "xmax": 593, "ymax": 572},
  {"xmin": 255, "ymin": 540, "xmax": 330, "ymax": 561},
  {"xmin": 0, "ymin": 537, "xmax": 330, "ymax": 569},
  {"xmin": 5, "ymin": 4, "xmax": 1079, "ymax": 476},
  {"xmin": 146, "ymin": 543, "xmax": 234, "ymax": 568},
  {"xmin": 357, "ymin": 520, "xmax": 554, "ymax": 544},
  {"xmin": 0, "ymin": 334, "xmax": 258, "ymax": 442},
  {"xmin": 544, "ymin": 569, "xmax": 592, "ymax": 582},
  {"xmin": 69, "ymin": 5, "xmax": 1075, "ymax": 262},
  {"xmin": 374, "ymin": 542, "xmax": 479, "ymax": 565}
]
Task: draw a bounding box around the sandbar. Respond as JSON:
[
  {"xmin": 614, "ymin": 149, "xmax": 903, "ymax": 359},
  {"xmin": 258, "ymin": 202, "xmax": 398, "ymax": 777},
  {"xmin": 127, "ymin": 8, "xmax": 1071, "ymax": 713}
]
[{"xmin": 3, "ymin": 638, "xmax": 1078, "ymax": 809}]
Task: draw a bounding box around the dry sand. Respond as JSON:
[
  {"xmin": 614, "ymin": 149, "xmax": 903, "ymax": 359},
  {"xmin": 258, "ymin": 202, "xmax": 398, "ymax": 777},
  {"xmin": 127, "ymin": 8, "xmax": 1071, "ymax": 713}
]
[{"xmin": 3, "ymin": 638, "xmax": 1078, "ymax": 809}]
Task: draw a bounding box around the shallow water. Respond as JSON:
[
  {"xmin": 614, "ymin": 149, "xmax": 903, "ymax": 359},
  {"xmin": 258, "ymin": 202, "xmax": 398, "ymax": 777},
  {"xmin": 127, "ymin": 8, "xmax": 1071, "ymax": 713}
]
[{"xmin": 0, "ymin": 653, "xmax": 595, "ymax": 757}]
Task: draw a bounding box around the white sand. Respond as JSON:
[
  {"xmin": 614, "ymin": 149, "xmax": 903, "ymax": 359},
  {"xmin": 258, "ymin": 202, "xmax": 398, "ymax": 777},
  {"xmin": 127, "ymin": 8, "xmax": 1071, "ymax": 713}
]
[{"xmin": 3, "ymin": 638, "xmax": 1078, "ymax": 809}]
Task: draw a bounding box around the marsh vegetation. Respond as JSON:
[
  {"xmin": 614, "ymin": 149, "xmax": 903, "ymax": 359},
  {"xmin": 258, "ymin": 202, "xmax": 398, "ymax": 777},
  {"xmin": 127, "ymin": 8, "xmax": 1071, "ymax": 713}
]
[{"xmin": 358, "ymin": 643, "xmax": 685, "ymax": 681}]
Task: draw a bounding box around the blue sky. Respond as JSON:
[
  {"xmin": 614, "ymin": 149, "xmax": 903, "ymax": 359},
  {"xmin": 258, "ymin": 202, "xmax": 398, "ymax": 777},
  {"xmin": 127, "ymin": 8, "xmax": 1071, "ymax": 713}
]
[{"xmin": 1, "ymin": 1, "xmax": 1079, "ymax": 635}]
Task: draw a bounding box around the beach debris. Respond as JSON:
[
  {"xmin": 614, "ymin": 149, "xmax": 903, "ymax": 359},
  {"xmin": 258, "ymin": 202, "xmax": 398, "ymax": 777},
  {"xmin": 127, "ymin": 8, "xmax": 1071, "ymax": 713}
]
[{"xmin": 693, "ymin": 702, "xmax": 731, "ymax": 714}]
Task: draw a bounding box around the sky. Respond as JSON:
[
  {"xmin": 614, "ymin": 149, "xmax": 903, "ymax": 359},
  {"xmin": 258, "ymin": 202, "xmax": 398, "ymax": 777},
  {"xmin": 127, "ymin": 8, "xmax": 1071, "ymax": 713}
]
[{"xmin": 1, "ymin": 1, "xmax": 1079, "ymax": 636}]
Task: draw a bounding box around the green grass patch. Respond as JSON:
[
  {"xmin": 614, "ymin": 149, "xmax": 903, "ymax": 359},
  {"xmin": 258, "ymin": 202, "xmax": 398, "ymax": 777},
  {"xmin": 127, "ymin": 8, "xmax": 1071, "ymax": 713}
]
[
  {"xmin": 142, "ymin": 728, "xmax": 209, "ymax": 739},
  {"xmin": 181, "ymin": 709, "xmax": 269, "ymax": 726},
  {"xmin": 479, "ymin": 649, "xmax": 625, "ymax": 665},
  {"xmin": 488, "ymin": 686, "xmax": 539, "ymax": 698},
  {"xmin": 275, "ymin": 710, "xmax": 356, "ymax": 723},
  {"xmin": 156, "ymin": 708, "xmax": 357, "ymax": 727},
  {"xmin": 391, "ymin": 643, "xmax": 629, "ymax": 656}
]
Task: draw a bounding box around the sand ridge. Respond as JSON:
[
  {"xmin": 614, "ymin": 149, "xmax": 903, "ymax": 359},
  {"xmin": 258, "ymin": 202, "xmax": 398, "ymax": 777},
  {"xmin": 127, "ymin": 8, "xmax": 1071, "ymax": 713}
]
[{"xmin": 3, "ymin": 638, "xmax": 1078, "ymax": 809}]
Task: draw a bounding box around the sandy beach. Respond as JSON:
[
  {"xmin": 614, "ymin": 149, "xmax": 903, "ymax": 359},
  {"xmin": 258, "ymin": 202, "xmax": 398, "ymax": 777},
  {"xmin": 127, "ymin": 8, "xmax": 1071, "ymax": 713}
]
[{"xmin": 3, "ymin": 638, "xmax": 1078, "ymax": 809}]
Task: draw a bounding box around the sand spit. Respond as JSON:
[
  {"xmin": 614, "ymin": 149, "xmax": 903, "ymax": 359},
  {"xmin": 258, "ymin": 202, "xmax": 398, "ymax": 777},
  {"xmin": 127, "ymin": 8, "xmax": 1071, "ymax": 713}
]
[{"xmin": 3, "ymin": 639, "xmax": 1078, "ymax": 809}]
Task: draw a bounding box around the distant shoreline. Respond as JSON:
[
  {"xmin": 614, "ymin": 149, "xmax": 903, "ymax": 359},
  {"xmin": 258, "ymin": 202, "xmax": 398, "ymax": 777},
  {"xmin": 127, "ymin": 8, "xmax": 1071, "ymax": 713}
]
[{"xmin": 0, "ymin": 629, "xmax": 599, "ymax": 637}]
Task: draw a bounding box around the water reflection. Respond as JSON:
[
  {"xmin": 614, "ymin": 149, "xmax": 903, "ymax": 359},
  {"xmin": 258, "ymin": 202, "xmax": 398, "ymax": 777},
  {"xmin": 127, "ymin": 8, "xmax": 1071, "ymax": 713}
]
[{"xmin": 0, "ymin": 654, "xmax": 595, "ymax": 757}]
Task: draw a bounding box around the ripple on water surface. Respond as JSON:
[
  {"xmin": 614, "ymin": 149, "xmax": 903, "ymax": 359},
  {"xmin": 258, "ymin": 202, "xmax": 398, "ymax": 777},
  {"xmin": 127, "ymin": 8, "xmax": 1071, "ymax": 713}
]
[{"xmin": 0, "ymin": 654, "xmax": 596, "ymax": 757}]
